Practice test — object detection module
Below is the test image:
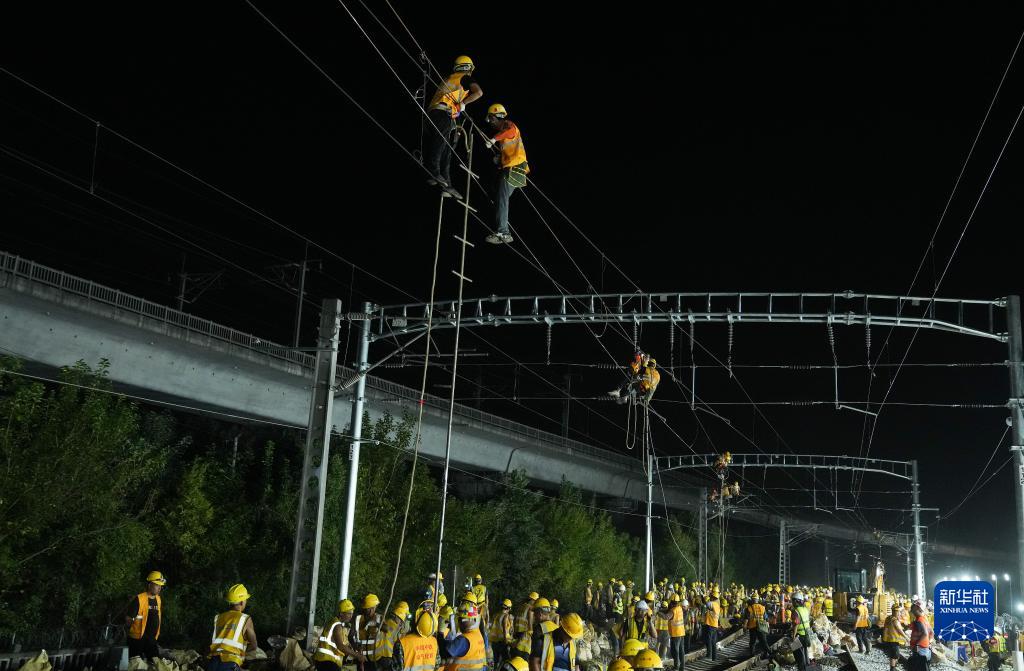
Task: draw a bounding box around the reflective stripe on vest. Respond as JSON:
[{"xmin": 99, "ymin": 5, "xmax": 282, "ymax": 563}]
[
  {"xmin": 429, "ymin": 73, "xmax": 467, "ymax": 119},
  {"xmin": 445, "ymin": 628, "xmax": 486, "ymax": 671},
  {"xmin": 315, "ymin": 619, "xmax": 346, "ymax": 665},
  {"xmin": 704, "ymin": 602, "xmax": 720, "ymax": 627},
  {"xmin": 795, "ymin": 606, "xmax": 811, "ymax": 636},
  {"xmin": 746, "ymin": 604, "xmax": 765, "ymax": 630},
  {"xmin": 669, "ymin": 606, "xmax": 686, "ymax": 637},
  {"xmin": 882, "ymin": 617, "xmax": 906, "ymax": 644},
  {"xmin": 497, "ymin": 124, "xmax": 528, "ymax": 170},
  {"xmin": 824, "ymin": 599, "xmax": 834, "ymax": 616},
  {"xmin": 354, "ymin": 614, "xmax": 381, "ymax": 652},
  {"xmin": 515, "ymin": 604, "xmax": 532, "ymax": 633},
  {"xmin": 373, "ymin": 615, "xmax": 404, "ymax": 661},
  {"xmin": 129, "ymin": 593, "xmax": 162, "ymax": 641},
  {"xmin": 210, "ymin": 612, "xmax": 249, "ymax": 665}
]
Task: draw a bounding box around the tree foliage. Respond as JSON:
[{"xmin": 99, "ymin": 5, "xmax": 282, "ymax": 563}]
[{"xmin": 0, "ymin": 357, "xmax": 771, "ymax": 645}]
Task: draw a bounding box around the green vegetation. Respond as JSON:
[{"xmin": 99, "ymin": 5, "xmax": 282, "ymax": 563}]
[{"xmin": 0, "ymin": 357, "xmax": 771, "ymax": 647}]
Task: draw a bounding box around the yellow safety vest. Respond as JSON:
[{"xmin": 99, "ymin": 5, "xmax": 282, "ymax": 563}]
[
  {"xmin": 374, "ymin": 614, "xmax": 405, "ymax": 661},
  {"xmin": 514, "ymin": 603, "xmax": 532, "ymax": 633},
  {"xmin": 429, "ymin": 73, "xmax": 469, "ymax": 118},
  {"xmin": 354, "ymin": 613, "xmax": 382, "ymax": 656},
  {"xmin": 584, "ymin": 587, "xmax": 592, "ymax": 605},
  {"xmin": 669, "ymin": 605, "xmax": 686, "ymax": 637},
  {"xmin": 473, "ymin": 585, "xmax": 487, "ymax": 605},
  {"xmin": 490, "ymin": 612, "xmax": 513, "ymax": 644},
  {"xmin": 824, "ymin": 599, "xmax": 834, "ymax": 617},
  {"xmin": 399, "ymin": 633, "xmax": 438, "ymax": 671},
  {"xmin": 655, "ymin": 612, "xmax": 670, "ymax": 632},
  {"xmin": 538, "ymin": 630, "xmax": 576, "ymax": 671},
  {"xmin": 882, "ymin": 617, "xmax": 906, "ymax": 644},
  {"xmin": 794, "ymin": 606, "xmax": 811, "ymax": 636},
  {"xmin": 445, "ymin": 628, "xmax": 486, "ymax": 671},
  {"xmin": 209, "ymin": 611, "xmax": 250, "ymax": 666},
  {"xmin": 315, "ymin": 617, "xmax": 350, "ymax": 667},
  {"xmin": 128, "ymin": 593, "xmax": 162, "ymax": 641},
  {"xmin": 855, "ymin": 605, "xmax": 870, "ymax": 628}
]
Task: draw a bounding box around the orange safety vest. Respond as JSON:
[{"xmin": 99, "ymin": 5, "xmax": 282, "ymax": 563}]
[
  {"xmin": 430, "ymin": 73, "xmax": 469, "ymax": 118},
  {"xmin": 399, "ymin": 633, "xmax": 438, "ymax": 671},
  {"xmin": 910, "ymin": 616, "xmax": 931, "ymax": 649},
  {"xmin": 746, "ymin": 604, "xmax": 765, "ymax": 630},
  {"xmin": 128, "ymin": 593, "xmax": 162, "ymax": 640},
  {"xmin": 704, "ymin": 601, "xmax": 720, "ymax": 628},
  {"xmin": 640, "ymin": 367, "xmax": 660, "ymax": 392},
  {"xmin": 495, "ymin": 123, "xmax": 529, "ymax": 171},
  {"xmin": 669, "ymin": 605, "xmax": 686, "ymax": 637},
  {"xmin": 445, "ymin": 628, "xmax": 486, "ymax": 671}
]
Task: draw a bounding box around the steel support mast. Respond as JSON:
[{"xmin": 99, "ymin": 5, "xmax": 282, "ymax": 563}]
[{"xmin": 1007, "ymin": 296, "xmax": 1024, "ymax": 600}]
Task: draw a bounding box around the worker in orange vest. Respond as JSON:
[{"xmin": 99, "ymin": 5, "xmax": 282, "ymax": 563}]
[
  {"xmin": 907, "ymin": 604, "xmax": 933, "ymax": 671},
  {"xmin": 124, "ymin": 571, "xmax": 166, "ymax": 661},
  {"xmin": 483, "ymin": 104, "xmax": 529, "ymax": 245},
  {"xmin": 853, "ymin": 596, "xmax": 872, "ymax": 654}
]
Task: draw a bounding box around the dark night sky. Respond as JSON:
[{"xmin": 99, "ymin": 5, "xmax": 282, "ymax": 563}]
[{"xmin": 4, "ymin": 2, "xmax": 1024, "ymax": 584}]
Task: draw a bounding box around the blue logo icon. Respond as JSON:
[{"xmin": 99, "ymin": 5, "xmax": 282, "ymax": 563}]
[{"xmin": 934, "ymin": 581, "xmax": 995, "ymax": 642}]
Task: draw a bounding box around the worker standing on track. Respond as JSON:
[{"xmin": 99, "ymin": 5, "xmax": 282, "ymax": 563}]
[
  {"xmin": 880, "ymin": 609, "xmax": 908, "ymax": 671},
  {"xmin": 208, "ymin": 584, "xmax": 259, "ymax": 671},
  {"xmin": 373, "ymin": 601, "xmax": 410, "ymax": 668},
  {"xmin": 702, "ymin": 589, "xmax": 721, "ymax": 661},
  {"xmin": 125, "ymin": 571, "xmax": 166, "ymax": 661},
  {"xmin": 391, "ymin": 610, "xmax": 439, "ymax": 671},
  {"xmin": 483, "ymin": 104, "xmax": 529, "ymax": 245},
  {"xmin": 353, "ymin": 594, "xmax": 384, "ymax": 671},
  {"xmin": 907, "ymin": 603, "xmax": 933, "ymax": 671},
  {"xmin": 745, "ymin": 593, "xmax": 768, "ymax": 660},
  {"xmin": 425, "ymin": 56, "xmax": 482, "ymax": 199},
  {"xmin": 655, "ymin": 602, "xmax": 671, "ymax": 659},
  {"xmin": 316, "ymin": 600, "xmax": 364, "ymax": 671},
  {"xmin": 668, "ymin": 594, "xmax": 687, "ymax": 670},
  {"xmin": 854, "ymin": 595, "xmax": 872, "ymax": 654},
  {"xmin": 790, "ymin": 592, "xmax": 813, "ymax": 671},
  {"xmin": 491, "ymin": 599, "xmax": 515, "ymax": 668}
]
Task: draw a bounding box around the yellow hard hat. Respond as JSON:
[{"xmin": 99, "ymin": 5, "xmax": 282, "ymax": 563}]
[
  {"xmin": 560, "ymin": 612, "xmax": 585, "ymax": 639},
  {"xmin": 462, "ymin": 591, "xmax": 478, "ymax": 605},
  {"xmin": 394, "ymin": 601, "xmax": 410, "ymax": 618},
  {"xmin": 438, "ymin": 594, "xmax": 448, "ymax": 608},
  {"xmin": 504, "ymin": 658, "xmax": 529, "ymax": 671},
  {"xmin": 363, "ymin": 593, "xmax": 380, "ymax": 609},
  {"xmin": 609, "ymin": 660, "xmax": 633, "ymax": 671},
  {"xmin": 670, "ymin": 594, "xmax": 680, "ymax": 603},
  {"xmin": 529, "ymin": 591, "xmax": 540, "ymax": 600},
  {"xmin": 146, "ymin": 571, "xmax": 167, "ymax": 586},
  {"xmin": 503, "ymin": 598, "xmax": 513, "ymax": 608},
  {"xmin": 226, "ymin": 584, "xmax": 251, "ymax": 604},
  {"xmin": 415, "ymin": 610, "xmax": 436, "ymax": 637},
  {"xmin": 661, "ymin": 601, "xmax": 669, "ymax": 608},
  {"xmin": 534, "ymin": 597, "xmax": 551, "ymax": 610},
  {"xmin": 487, "ymin": 103, "xmax": 508, "ymax": 119},
  {"xmin": 645, "ymin": 591, "xmax": 656, "ymax": 601},
  {"xmin": 338, "ymin": 599, "xmax": 355, "ymax": 613},
  {"xmin": 474, "ymin": 574, "xmax": 483, "ymax": 581},
  {"xmin": 622, "ymin": 639, "xmax": 648, "ymax": 657},
  {"xmin": 857, "ymin": 596, "xmax": 865, "ymax": 603},
  {"xmin": 440, "ymin": 605, "xmax": 454, "ymax": 618},
  {"xmin": 551, "ymin": 599, "xmax": 559, "ymax": 608},
  {"xmin": 587, "ymin": 578, "xmax": 593, "ymax": 584},
  {"xmin": 453, "ymin": 55, "xmax": 474, "ymax": 72},
  {"xmin": 633, "ymin": 649, "xmax": 664, "ymax": 670}
]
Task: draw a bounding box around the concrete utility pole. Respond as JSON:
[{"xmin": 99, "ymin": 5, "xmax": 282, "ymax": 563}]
[
  {"xmin": 1007, "ymin": 296, "xmax": 1024, "ymax": 600},
  {"xmin": 645, "ymin": 442, "xmax": 654, "ymax": 591},
  {"xmin": 698, "ymin": 488, "xmax": 708, "ymax": 586},
  {"xmin": 286, "ymin": 299, "xmax": 342, "ymax": 645},
  {"xmin": 339, "ymin": 301, "xmax": 372, "ymax": 599},
  {"xmin": 911, "ymin": 460, "xmax": 925, "ymax": 598}
]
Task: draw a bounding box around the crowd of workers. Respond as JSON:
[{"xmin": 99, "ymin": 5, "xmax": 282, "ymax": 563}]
[
  {"xmin": 423, "ymin": 55, "xmax": 528, "ymax": 246},
  {"xmin": 123, "ymin": 570, "xmax": 964, "ymax": 671}
]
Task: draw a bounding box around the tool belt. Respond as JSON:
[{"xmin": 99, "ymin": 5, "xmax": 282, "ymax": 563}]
[{"xmin": 505, "ymin": 164, "xmax": 528, "ymax": 188}]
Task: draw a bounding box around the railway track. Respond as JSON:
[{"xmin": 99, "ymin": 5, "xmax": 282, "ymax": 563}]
[{"xmin": 674, "ymin": 627, "xmax": 784, "ymax": 671}]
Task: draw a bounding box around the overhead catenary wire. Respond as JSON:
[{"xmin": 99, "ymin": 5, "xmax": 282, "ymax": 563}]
[{"xmin": 940, "ymin": 426, "xmax": 1010, "ymax": 520}]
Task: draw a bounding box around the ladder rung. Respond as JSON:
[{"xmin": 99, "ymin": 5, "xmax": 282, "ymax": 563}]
[
  {"xmin": 454, "ymin": 235, "xmax": 475, "ymax": 248},
  {"xmin": 450, "ymin": 200, "xmax": 478, "ymax": 213},
  {"xmin": 451, "ymin": 270, "xmax": 473, "ymax": 283}
]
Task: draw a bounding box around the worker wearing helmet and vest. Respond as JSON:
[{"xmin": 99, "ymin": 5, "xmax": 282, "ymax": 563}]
[
  {"xmin": 703, "ymin": 590, "xmax": 721, "ymax": 661},
  {"xmin": 316, "ymin": 599, "xmax": 365, "ymax": 671},
  {"xmin": 668, "ymin": 594, "xmax": 686, "ymax": 670},
  {"xmin": 353, "ymin": 594, "xmax": 384, "ymax": 671},
  {"xmin": 443, "ymin": 599, "xmax": 489, "ymax": 671},
  {"xmin": 854, "ymin": 596, "xmax": 872, "ymax": 654},
  {"xmin": 745, "ymin": 593, "xmax": 768, "ymax": 660},
  {"xmin": 880, "ymin": 609, "xmax": 908, "ymax": 671},
  {"xmin": 490, "ymin": 599, "xmax": 515, "ymax": 668},
  {"xmin": 392, "ymin": 610, "xmax": 439, "ymax": 671},
  {"xmin": 583, "ymin": 580, "xmax": 594, "ymax": 622},
  {"xmin": 823, "ymin": 592, "xmax": 834, "ymax": 619},
  {"xmin": 208, "ymin": 584, "xmax": 259, "ymax": 671},
  {"xmin": 907, "ymin": 604, "xmax": 932, "ymax": 671},
  {"xmin": 472, "ymin": 575, "xmax": 489, "ymax": 626},
  {"xmin": 790, "ymin": 593, "xmax": 813, "ymax": 671},
  {"xmin": 482, "ymin": 103, "xmax": 529, "ymax": 245},
  {"xmin": 425, "ymin": 56, "xmax": 482, "ymax": 199},
  {"xmin": 529, "ymin": 612, "xmax": 583, "ymax": 671},
  {"xmin": 125, "ymin": 571, "xmax": 166, "ymax": 661},
  {"xmin": 373, "ymin": 602, "xmax": 410, "ymax": 667}
]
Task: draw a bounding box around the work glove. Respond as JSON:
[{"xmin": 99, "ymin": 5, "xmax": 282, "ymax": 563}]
[{"xmin": 483, "ymin": 138, "xmax": 495, "ymax": 149}]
